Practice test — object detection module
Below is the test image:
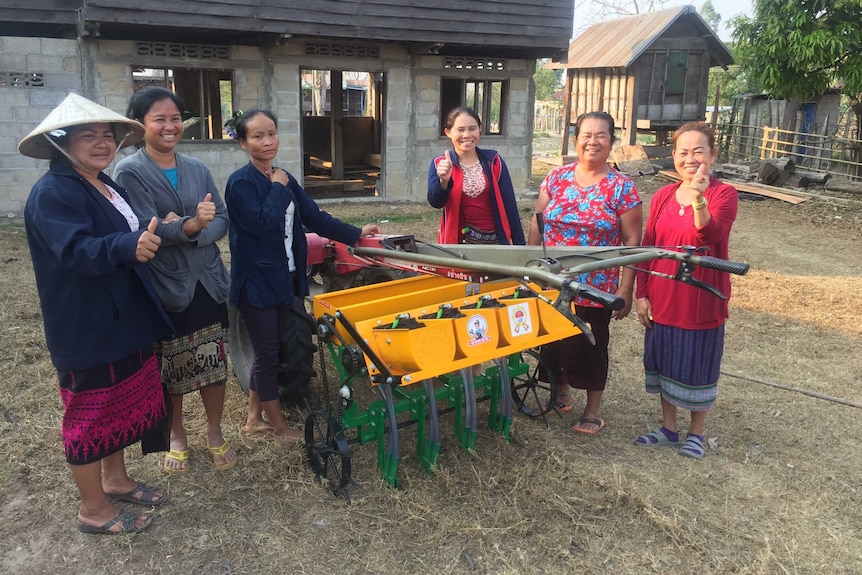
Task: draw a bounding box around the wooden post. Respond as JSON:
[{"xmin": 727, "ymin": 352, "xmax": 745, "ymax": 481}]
[
  {"xmin": 711, "ymin": 82, "xmax": 720, "ymax": 125},
  {"xmin": 330, "ymin": 69, "xmax": 344, "ymax": 180},
  {"xmin": 559, "ymin": 69, "xmax": 574, "ymax": 157},
  {"xmin": 622, "ymin": 73, "xmax": 637, "ymax": 145}
]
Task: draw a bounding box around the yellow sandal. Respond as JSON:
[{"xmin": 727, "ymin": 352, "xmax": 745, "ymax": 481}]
[
  {"xmin": 207, "ymin": 441, "xmax": 238, "ymax": 471},
  {"xmin": 163, "ymin": 449, "xmax": 190, "ymax": 474}
]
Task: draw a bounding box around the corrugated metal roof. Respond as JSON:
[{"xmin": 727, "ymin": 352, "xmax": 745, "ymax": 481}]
[{"xmin": 546, "ymin": 5, "xmax": 733, "ymax": 70}]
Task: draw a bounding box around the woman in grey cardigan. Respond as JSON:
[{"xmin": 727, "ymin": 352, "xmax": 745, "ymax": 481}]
[{"xmin": 115, "ymin": 87, "xmax": 237, "ymax": 473}]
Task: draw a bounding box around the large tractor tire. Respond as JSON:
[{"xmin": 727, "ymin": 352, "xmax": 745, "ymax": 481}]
[{"xmin": 321, "ymin": 266, "xmax": 413, "ymax": 292}]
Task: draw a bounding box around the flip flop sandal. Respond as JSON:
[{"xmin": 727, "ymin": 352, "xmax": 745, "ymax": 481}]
[
  {"xmin": 679, "ymin": 434, "xmax": 705, "ymax": 460},
  {"xmin": 76, "ymin": 509, "xmax": 152, "ymax": 535},
  {"xmin": 208, "ymin": 441, "xmax": 238, "ymax": 471},
  {"xmin": 572, "ymin": 417, "xmax": 605, "ymax": 434},
  {"xmin": 552, "ymin": 401, "xmax": 573, "ymax": 413},
  {"xmin": 108, "ymin": 481, "xmax": 168, "ymax": 506},
  {"xmin": 633, "ymin": 428, "xmax": 680, "ymax": 447},
  {"xmin": 163, "ymin": 449, "xmax": 190, "ymax": 474}
]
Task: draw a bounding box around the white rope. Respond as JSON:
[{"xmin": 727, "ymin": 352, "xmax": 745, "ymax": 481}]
[{"xmin": 721, "ymin": 369, "xmax": 862, "ymax": 409}]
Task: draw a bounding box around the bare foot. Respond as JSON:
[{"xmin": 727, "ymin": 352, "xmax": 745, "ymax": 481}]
[
  {"xmin": 164, "ymin": 432, "xmax": 190, "ymax": 472},
  {"xmin": 275, "ymin": 427, "xmax": 304, "ymax": 448},
  {"xmin": 241, "ymin": 421, "xmax": 274, "ymax": 434}
]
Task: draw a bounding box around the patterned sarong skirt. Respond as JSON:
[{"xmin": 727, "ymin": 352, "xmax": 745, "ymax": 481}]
[
  {"xmin": 154, "ymin": 282, "xmax": 229, "ymax": 396},
  {"xmin": 643, "ymin": 322, "xmax": 725, "ymax": 412},
  {"xmin": 58, "ymin": 345, "xmax": 168, "ymax": 465}
]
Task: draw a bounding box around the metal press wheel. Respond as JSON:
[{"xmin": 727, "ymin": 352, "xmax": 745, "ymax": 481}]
[
  {"xmin": 509, "ymin": 348, "xmax": 558, "ymax": 420},
  {"xmin": 305, "ymin": 410, "xmax": 352, "ymax": 501}
]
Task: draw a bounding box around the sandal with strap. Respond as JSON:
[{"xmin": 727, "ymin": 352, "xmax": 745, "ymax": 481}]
[
  {"xmin": 208, "ymin": 441, "xmax": 238, "ymax": 471},
  {"xmin": 163, "ymin": 449, "xmax": 190, "ymax": 474},
  {"xmin": 77, "ymin": 509, "xmax": 152, "ymax": 535},
  {"xmin": 633, "ymin": 428, "xmax": 680, "ymax": 447},
  {"xmin": 553, "ymin": 386, "xmax": 573, "ymax": 413},
  {"xmin": 679, "ymin": 434, "xmax": 705, "ymax": 460},
  {"xmin": 108, "ymin": 481, "xmax": 168, "ymax": 506}
]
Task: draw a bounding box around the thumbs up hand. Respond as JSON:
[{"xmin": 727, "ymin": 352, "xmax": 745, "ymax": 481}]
[
  {"xmin": 136, "ymin": 217, "xmax": 162, "ymax": 262},
  {"xmin": 436, "ymin": 150, "xmax": 454, "ymax": 187},
  {"xmin": 191, "ymin": 192, "xmax": 216, "ymax": 233}
]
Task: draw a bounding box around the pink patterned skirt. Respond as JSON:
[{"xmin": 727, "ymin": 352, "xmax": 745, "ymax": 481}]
[{"xmin": 58, "ymin": 346, "xmax": 168, "ymax": 465}]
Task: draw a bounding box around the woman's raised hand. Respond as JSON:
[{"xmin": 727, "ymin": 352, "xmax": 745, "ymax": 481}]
[
  {"xmin": 687, "ymin": 163, "xmax": 710, "ymax": 198},
  {"xmin": 267, "ymin": 167, "xmax": 289, "ymax": 186},
  {"xmin": 436, "ymin": 150, "xmax": 453, "ymax": 187},
  {"xmin": 136, "ymin": 217, "xmax": 161, "ymax": 262}
]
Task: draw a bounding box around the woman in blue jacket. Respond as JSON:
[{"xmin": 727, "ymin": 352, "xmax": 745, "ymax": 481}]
[
  {"xmin": 20, "ymin": 94, "xmax": 172, "ymax": 534},
  {"xmin": 224, "ymin": 109, "xmax": 379, "ymax": 446}
]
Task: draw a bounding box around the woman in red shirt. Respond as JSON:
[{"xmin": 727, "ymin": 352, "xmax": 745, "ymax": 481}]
[
  {"xmin": 633, "ymin": 122, "xmax": 739, "ymax": 460},
  {"xmin": 427, "ymin": 106, "xmax": 525, "ymax": 245}
]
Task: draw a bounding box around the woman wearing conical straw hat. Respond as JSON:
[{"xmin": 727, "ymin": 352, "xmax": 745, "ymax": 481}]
[{"xmin": 20, "ymin": 93, "xmax": 173, "ymax": 535}]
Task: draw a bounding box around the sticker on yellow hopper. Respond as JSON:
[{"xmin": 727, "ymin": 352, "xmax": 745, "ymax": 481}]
[
  {"xmin": 466, "ymin": 315, "xmax": 490, "ymax": 345},
  {"xmin": 507, "ymin": 302, "xmax": 533, "ymax": 337}
]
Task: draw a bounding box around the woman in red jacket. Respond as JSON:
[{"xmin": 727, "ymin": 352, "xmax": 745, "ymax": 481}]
[
  {"xmin": 633, "ymin": 122, "xmax": 739, "ymax": 460},
  {"xmin": 427, "ymin": 106, "xmax": 525, "ymax": 245}
]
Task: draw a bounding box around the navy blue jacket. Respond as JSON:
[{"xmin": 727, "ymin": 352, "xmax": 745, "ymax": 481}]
[
  {"xmin": 225, "ymin": 163, "xmax": 362, "ymax": 307},
  {"xmin": 24, "ymin": 162, "xmax": 172, "ymax": 371}
]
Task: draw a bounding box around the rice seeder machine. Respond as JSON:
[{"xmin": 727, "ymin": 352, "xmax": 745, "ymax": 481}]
[
  {"xmin": 212, "ymin": 228, "xmax": 751, "ymax": 502},
  {"xmin": 289, "ymin": 233, "xmax": 750, "ymax": 501}
]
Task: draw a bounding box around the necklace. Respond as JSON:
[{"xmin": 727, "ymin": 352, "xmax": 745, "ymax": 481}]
[{"xmin": 678, "ymin": 203, "xmax": 686, "ymax": 216}]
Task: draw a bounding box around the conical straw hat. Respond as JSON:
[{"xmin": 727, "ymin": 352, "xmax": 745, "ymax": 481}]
[{"xmin": 18, "ymin": 92, "xmax": 144, "ymax": 159}]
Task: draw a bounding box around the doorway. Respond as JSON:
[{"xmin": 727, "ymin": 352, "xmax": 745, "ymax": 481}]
[{"xmin": 300, "ymin": 69, "xmax": 384, "ymax": 197}]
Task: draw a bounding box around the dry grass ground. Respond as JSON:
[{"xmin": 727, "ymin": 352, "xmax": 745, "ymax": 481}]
[{"xmin": 1, "ymin": 168, "xmax": 861, "ymax": 575}]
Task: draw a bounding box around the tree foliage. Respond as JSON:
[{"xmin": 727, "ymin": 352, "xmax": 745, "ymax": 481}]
[
  {"xmin": 699, "ymin": 1, "xmax": 721, "ymax": 32},
  {"xmin": 732, "ymin": 0, "xmax": 862, "ymax": 101},
  {"xmin": 534, "ymin": 61, "xmax": 562, "ymax": 101}
]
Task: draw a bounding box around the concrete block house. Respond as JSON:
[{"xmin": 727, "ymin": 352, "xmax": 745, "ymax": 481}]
[{"xmin": 0, "ymin": 0, "xmax": 574, "ymax": 215}]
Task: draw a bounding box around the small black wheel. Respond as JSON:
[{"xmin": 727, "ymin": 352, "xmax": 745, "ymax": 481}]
[
  {"xmin": 305, "ymin": 411, "xmax": 352, "ymax": 500},
  {"xmin": 510, "ymin": 348, "xmax": 558, "ymax": 418}
]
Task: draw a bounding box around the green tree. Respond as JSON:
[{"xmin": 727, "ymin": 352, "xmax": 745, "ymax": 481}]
[
  {"xmin": 732, "ymin": 0, "xmax": 862, "ymax": 139},
  {"xmin": 699, "ymin": 1, "xmax": 721, "ymax": 32},
  {"xmin": 534, "ymin": 61, "xmax": 562, "ymax": 101}
]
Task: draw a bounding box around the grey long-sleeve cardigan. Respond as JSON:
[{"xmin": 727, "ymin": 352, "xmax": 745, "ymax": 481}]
[{"xmin": 114, "ymin": 148, "xmax": 229, "ymax": 314}]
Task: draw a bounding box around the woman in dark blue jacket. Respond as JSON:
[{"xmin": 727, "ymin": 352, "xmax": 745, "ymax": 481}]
[
  {"xmin": 20, "ymin": 93, "xmax": 172, "ymax": 535},
  {"xmin": 224, "ymin": 109, "xmax": 379, "ymax": 445}
]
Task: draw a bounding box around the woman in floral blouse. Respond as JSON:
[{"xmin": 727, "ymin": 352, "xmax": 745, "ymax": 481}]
[{"xmin": 527, "ymin": 111, "xmax": 642, "ymax": 434}]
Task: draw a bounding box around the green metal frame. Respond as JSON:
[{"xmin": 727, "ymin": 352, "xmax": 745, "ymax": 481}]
[{"xmin": 322, "ymin": 340, "xmax": 529, "ymax": 487}]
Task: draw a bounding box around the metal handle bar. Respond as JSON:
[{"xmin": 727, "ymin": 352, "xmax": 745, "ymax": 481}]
[
  {"xmin": 694, "ymin": 255, "xmax": 750, "ymax": 275},
  {"xmin": 574, "ymin": 283, "xmax": 625, "ymax": 310}
]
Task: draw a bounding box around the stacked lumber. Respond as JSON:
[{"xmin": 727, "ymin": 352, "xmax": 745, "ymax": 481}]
[{"xmin": 656, "ymin": 170, "xmax": 807, "ymax": 204}]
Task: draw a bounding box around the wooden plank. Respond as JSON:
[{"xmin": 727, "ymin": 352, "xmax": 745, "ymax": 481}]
[
  {"xmin": 609, "ymin": 144, "xmax": 654, "ymax": 176},
  {"xmin": 656, "ymin": 170, "xmax": 808, "ymax": 204}
]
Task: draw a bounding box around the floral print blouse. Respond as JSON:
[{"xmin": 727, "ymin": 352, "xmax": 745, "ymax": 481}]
[{"xmin": 540, "ymin": 163, "xmax": 641, "ymax": 307}]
